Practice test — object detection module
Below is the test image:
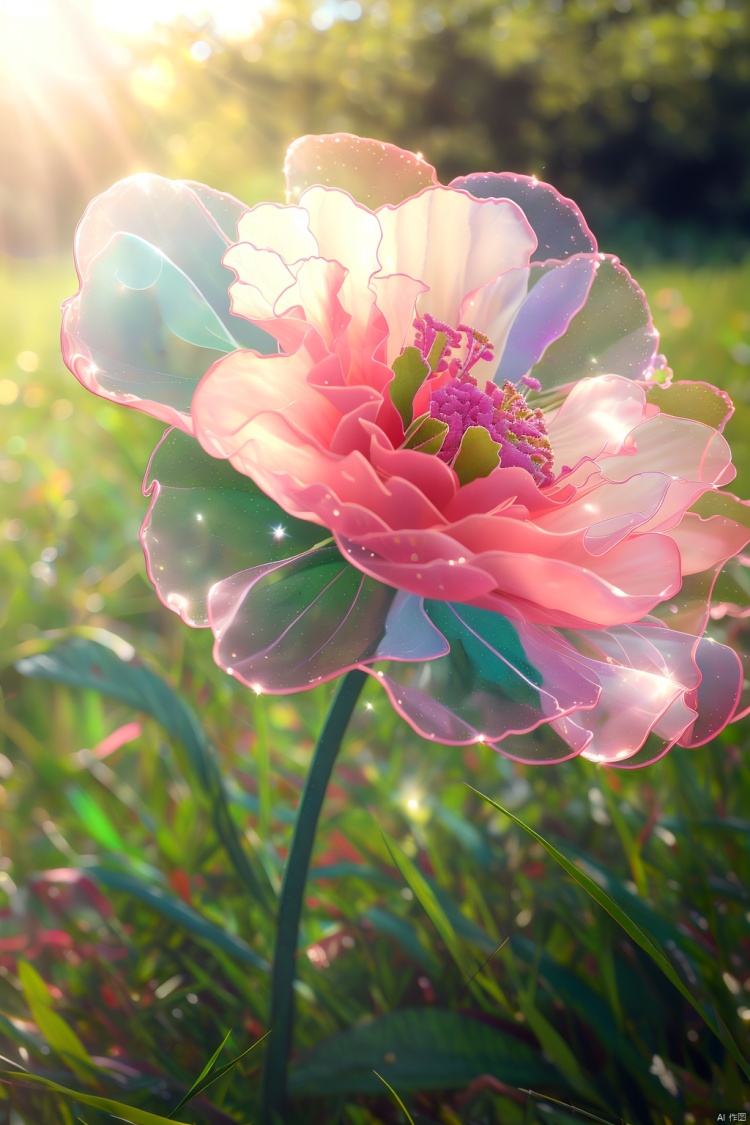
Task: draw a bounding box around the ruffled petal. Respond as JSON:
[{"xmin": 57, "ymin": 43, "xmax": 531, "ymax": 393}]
[
  {"xmin": 375, "ymin": 186, "xmax": 536, "ymax": 334},
  {"xmin": 62, "ymin": 175, "xmax": 275, "ymax": 432},
  {"xmin": 141, "ymin": 428, "xmax": 323, "ymax": 626},
  {"xmin": 449, "ymin": 171, "xmax": 596, "ymax": 261},
  {"xmin": 285, "ymin": 133, "xmax": 438, "ymax": 208}
]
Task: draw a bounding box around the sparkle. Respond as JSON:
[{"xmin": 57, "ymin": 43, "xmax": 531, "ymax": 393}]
[
  {"xmin": 272, "ymin": 524, "xmax": 286, "ymax": 541},
  {"xmin": 195, "ymin": 513, "xmax": 203, "ymax": 521}
]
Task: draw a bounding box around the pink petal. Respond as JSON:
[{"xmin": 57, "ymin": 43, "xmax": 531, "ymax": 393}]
[
  {"xmin": 285, "ymin": 133, "xmax": 438, "ymax": 208},
  {"xmin": 375, "ymin": 186, "xmax": 537, "ymax": 334},
  {"xmin": 236, "ymin": 202, "xmax": 318, "ymax": 260}
]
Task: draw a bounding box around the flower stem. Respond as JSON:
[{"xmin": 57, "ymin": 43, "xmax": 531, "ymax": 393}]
[{"xmin": 261, "ymin": 668, "xmax": 368, "ymax": 1124}]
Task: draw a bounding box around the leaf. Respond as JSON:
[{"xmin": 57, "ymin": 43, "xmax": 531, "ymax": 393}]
[
  {"xmin": 17, "ymin": 962, "xmax": 94, "ymax": 1086},
  {"xmin": 452, "ymin": 425, "xmax": 501, "ymax": 486},
  {"xmin": 66, "ymin": 786, "xmax": 128, "ymax": 854},
  {"xmin": 362, "ymin": 907, "xmax": 440, "ymax": 975},
  {"xmin": 646, "ymin": 380, "xmax": 734, "ymax": 430},
  {"xmin": 15, "ymin": 638, "xmax": 272, "ymax": 909},
  {"xmin": 89, "ymin": 865, "xmax": 269, "ymax": 973},
  {"xmin": 471, "ymin": 789, "xmax": 750, "ymax": 1083},
  {"xmin": 0, "ymin": 1069, "xmax": 190, "ymax": 1125},
  {"xmin": 287, "ymin": 1008, "xmax": 561, "ymax": 1097},
  {"xmin": 389, "ymin": 347, "xmax": 430, "ymax": 429},
  {"xmin": 169, "ymin": 1028, "xmax": 269, "ymax": 1117},
  {"xmin": 402, "ymin": 413, "xmax": 448, "ymax": 454}
]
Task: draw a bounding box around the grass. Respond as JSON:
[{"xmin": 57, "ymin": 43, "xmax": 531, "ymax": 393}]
[{"xmin": 0, "ymin": 252, "xmax": 748, "ymax": 1124}]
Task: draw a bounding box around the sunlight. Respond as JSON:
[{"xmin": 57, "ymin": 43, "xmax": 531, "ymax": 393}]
[{"xmin": 91, "ymin": 0, "xmax": 277, "ymax": 40}]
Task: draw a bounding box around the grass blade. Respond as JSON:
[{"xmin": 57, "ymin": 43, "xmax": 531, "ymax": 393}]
[
  {"xmin": 169, "ymin": 1030, "xmax": 269, "ymax": 1116},
  {"xmin": 0, "ymin": 1069, "xmax": 190, "ymax": 1125},
  {"xmin": 373, "ymin": 1070, "xmax": 416, "ymax": 1125},
  {"xmin": 470, "ymin": 787, "xmax": 750, "ymax": 1082}
]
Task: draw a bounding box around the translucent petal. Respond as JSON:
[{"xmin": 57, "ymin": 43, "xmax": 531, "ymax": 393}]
[
  {"xmin": 141, "ymin": 428, "xmax": 323, "ymax": 627},
  {"xmin": 62, "ymin": 175, "xmax": 275, "ymax": 430},
  {"xmin": 527, "ymin": 256, "xmax": 659, "ymax": 389},
  {"xmin": 449, "ymin": 171, "xmax": 596, "ymax": 261},
  {"xmin": 284, "ymin": 133, "xmax": 438, "ymax": 208},
  {"xmin": 494, "ymin": 256, "xmax": 597, "ymax": 386},
  {"xmin": 209, "ymin": 545, "xmax": 445, "ymax": 693},
  {"xmin": 371, "ymin": 601, "xmax": 600, "ymax": 752}
]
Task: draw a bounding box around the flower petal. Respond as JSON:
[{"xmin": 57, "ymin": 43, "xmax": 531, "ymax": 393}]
[
  {"xmin": 494, "ymin": 256, "xmax": 597, "ymax": 386},
  {"xmin": 369, "ymin": 601, "xmax": 600, "ymax": 752},
  {"xmin": 141, "ymin": 428, "xmax": 323, "ymax": 626},
  {"xmin": 449, "ymin": 171, "xmax": 596, "ymax": 261},
  {"xmin": 376, "ymin": 186, "xmax": 536, "ymax": 334},
  {"xmin": 528, "ymin": 256, "xmax": 659, "ymax": 388},
  {"xmin": 208, "ymin": 545, "xmax": 446, "ymax": 693},
  {"xmin": 285, "ymin": 133, "xmax": 438, "ymax": 208},
  {"xmin": 62, "ymin": 175, "xmax": 275, "ymax": 431}
]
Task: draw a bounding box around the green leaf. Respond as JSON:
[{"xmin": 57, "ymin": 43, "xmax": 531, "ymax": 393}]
[
  {"xmin": 66, "ymin": 786, "xmax": 128, "ymax": 854},
  {"xmin": 89, "ymin": 865, "xmax": 269, "ymax": 972},
  {"xmin": 0, "ymin": 1070, "xmax": 190, "ymax": 1125},
  {"xmin": 169, "ymin": 1028, "xmax": 269, "ymax": 1117},
  {"xmin": 17, "ymin": 962, "xmax": 94, "ymax": 1086},
  {"xmin": 15, "ymin": 638, "xmax": 273, "ymax": 909},
  {"xmin": 470, "ymin": 789, "xmax": 750, "ymax": 1083},
  {"xmin": 452, "ymin": 425, "xmax": 501, "ymax": 486},
  {"xmin": 287, "ymin": 1008, "xmax": 560, "ymax": 1097},
  {"xmin": 389, "ymin": 347, "xmax": 430, "ymax": 429},
  {"xmin": 402, "ymin": 413, "xmax": 448, "ymax": 455},
  {"xmin": 646, "ymin": 380, "xmax": 733, "ymax": 430}
]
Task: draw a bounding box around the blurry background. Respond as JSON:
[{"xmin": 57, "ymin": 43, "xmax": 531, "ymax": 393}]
[
  {"xmin": 1, "ymin": 3, "xmax": 750, "ymax": 1123},
  {"xmin": 2, "ymin": 0, "xmax": 749, "ymax": 261}
]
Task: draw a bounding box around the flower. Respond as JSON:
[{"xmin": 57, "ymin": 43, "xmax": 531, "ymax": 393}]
[{"xmin": 62, "ymin": 134, "xmax": 750, "ymax": 766}]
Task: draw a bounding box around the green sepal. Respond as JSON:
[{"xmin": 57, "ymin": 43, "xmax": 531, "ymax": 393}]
[
  {"xmin": 452, "ymin": 425, "xmax": 501, "ymax": 486},
  {"xmin": 402, "ymin": 413, "xmax": 448, "ymax": 455},
  {"xmin": 427, "ymin": 330, "xmax": 448, "ymax": 373},
  {"xmin": 389, "ymin": 346, "xmax": 430, "ymax": 429}
]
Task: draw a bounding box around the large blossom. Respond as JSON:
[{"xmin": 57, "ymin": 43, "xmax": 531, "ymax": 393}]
[{"xmin": 62, "ymin": 134, "xmax": 750, "ymax": 766}]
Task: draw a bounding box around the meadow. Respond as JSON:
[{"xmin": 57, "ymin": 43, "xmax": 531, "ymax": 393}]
[{"xmin": 0, "ymin": 251, "xmax": 749, "ymax": 1124}]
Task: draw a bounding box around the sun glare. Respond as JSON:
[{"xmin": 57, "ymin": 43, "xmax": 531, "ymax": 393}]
[{"xmin": 92, "ymin": 0, "xmax": 277, "ymax": 40}]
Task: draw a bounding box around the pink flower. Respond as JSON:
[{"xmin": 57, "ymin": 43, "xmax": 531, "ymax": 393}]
[{"xmin": 61, "ymin": 134, "xmax": 750, "ymax": 766}]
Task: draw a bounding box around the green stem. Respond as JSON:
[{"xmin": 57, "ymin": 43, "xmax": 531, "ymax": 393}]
[{"xmin": 261, "ymin": 669, "xmax": 367, "ymax": 1124}]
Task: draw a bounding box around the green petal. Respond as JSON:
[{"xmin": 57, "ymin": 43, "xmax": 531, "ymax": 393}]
[{"xmin": 142, "ymin": 428, "xmax": 323, "ymax": 626}]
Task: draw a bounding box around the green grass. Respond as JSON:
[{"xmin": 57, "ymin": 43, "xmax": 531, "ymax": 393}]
[{"xmin": 0, "ymin": 254, "xmax": 749, "ymax": 1124}]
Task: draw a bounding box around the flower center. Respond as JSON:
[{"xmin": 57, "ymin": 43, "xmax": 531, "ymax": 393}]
[{"xmin": 413, "ymin": 315, "xmax": 554, "ymax": 488}]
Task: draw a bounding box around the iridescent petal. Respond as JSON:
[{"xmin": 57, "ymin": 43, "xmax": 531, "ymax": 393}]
[
  {"xmin": 370, "ymin": 601, "xmax": 600, "ymax": 752},
  {"xmin": 494, "ymin": 256, "xmax": 597, "ymax": 386},
  {"xmin": 375, "ymin": 187, "xmax": 536, "ymax": 336},
  {"xmin": 141, "ymin": 428, "xmax": 323, "ymax": 626},
  {"xmin": 449, "ymin": 171, "xmax": 596, "ymax": 261},
  {"xmin": 62, "ymin": 175, "xmax": 275, "ymax": 430},
  {"xmin": 284, "ymin": 133, "xmax": 438, "ymax": 208},
  {"xmin": 208, "ymin": 545, "xmax": 446, "ymax": 693},
  {"xmin": 527, "ymin": 256, "xmax": 659, "ymax": 388}
]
